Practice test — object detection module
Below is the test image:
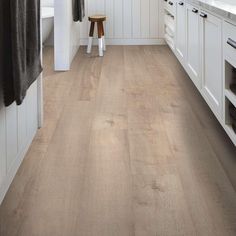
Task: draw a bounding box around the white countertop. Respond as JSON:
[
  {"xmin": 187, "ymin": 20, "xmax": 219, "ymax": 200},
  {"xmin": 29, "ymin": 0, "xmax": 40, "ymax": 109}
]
[{"xmin": 186, "ymin": 0, "xmax": 236, "ymax": 22}]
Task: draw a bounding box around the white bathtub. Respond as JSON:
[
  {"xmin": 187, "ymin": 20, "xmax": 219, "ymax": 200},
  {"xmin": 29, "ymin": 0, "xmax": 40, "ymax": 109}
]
[{"xmin": 42, "ymin": 7, "xmax": 54, "ymax": 43}]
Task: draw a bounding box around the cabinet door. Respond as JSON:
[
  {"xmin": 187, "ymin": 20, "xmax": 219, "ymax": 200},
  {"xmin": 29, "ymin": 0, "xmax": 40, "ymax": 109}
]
[
  {"xmin": 186, "ymin": 4, "xmax": 201, "ymax": 88},
  {"xmin": 200, "ymin": 11, "xmax": 222, "ymax": 118},
  {"xmin": 176, "ymin": 0, "xmax": 186, "ymax": 63}
]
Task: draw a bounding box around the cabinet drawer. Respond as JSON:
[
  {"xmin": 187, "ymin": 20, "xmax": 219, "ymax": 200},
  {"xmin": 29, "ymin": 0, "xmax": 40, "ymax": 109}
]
[
  {"xmin": 164, "ymin": 0, "xmax": 175, "ymax": 16},
  {"xmin": 224, "ymin": 21, "xmax": 236, "ymax": 63}
]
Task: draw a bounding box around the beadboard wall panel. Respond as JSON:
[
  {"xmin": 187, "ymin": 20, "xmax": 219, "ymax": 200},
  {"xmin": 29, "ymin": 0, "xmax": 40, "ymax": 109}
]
[
  {"xmin": 0, "ymin": 102, "xmax": 6, "ymax": 187},
  {"xmin": 0, "ymin": 81, "xmax": 39, "ymax": 204},
  {"xmin": 80, "ymin": 0, "xmax": 164, "ymax": 45}
]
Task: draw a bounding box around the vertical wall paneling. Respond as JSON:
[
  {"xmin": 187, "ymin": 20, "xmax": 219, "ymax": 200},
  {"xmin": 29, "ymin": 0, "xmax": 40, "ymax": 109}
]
[
  {"xmin": 150, "ymin": 0, "xmax": 159, "ymax": 38},
  {"xmin": 80, "ymin": 0, "xmax": 89, "ymax": 41},
  {"xmin": 132, "ymin": 0, "xmax": 141, "ymax": 38},
  {"xmin": 96, "ymin": 0, "xmax": 105, "ymax": 14},
  {"xmin": 114, "ymin": 0, "xmax": 123, "ymax": 38},
  {"xmin": 17, "ymin": 101, "xmax": 27, "ymax": 152},
  {"xmin": 141, "ymin": 0, "xmax": 150, "ymax": 38},
  {"xmin": 88, "ymin": 0, "xmax": 96, "ymax": 16},
  {"xmin": 0, "ymin": 105, "xmax": 6, "ymax": 186},
  {"xmin": 80, "ymin": 0, "xmax": 163, "ymax": 45},
  {"xmin": 123, "ymin": 0, "xmax": 132, "ymax": 39},
  {"xmin": 26, "ymin": 83, "xmax": 38, "ymax": 139},
  {"xmin": 0, "ymin": 80, "xmax": 39, "ymax": 205},
  {"xmin": 105, "ymin": 0, "xmax": 114, "ymax": 38},
  {"xmin": 158, "ymin": 0, "xmax": 165, "ymax": 38},
  {"xmin": 6, "ymin": 104, "xmax": 18, "ymax": 172}
]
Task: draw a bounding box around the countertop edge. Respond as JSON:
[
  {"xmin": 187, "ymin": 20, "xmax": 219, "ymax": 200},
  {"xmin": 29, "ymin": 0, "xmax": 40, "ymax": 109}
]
[{"xmin": 186, "ymin": 0, "xmax": 236, "ymax": 23}]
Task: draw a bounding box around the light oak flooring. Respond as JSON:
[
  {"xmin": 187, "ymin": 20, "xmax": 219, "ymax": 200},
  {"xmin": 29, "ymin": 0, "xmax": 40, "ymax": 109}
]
[{"xmin": 0, "ymin": 46, "xmax": 236, "ymax": 236}]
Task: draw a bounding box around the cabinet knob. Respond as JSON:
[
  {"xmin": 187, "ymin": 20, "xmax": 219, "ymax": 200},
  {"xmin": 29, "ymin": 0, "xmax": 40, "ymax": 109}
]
[
  {"xmin": 200, "ymin": 12, "xmax": 207, "ymax": 18},
  {"xmin": 179, "ymin": 2, "xmax": 184, "ymax": 5},
  {"xmin": 164, "ymin": 0, "xmax": 168, "ymax": 2},
  {"xmin": 227, "ymin": 38, "xmax": 236, "ymax": 50},
  {"xmin": 192, "ymin": 8, "xmax": 198, "ymax": 13},
  {"xmin": 168, "ymin": 1, "xmax": 174, "ymax": 5}
]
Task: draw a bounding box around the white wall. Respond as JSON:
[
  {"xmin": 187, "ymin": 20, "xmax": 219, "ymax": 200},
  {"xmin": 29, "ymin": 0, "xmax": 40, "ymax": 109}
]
[
  {"xmin": 42, "ymin": 0, "xmax": 54, "ymax": 7},
  {"xmin": 54, "ymin": 0, "xmax": 80, "ymax": 71},
  {"xmin": 42, "ymin": 0, "xmax": 54, "ymax": 46},
  {"xmin": 80, "ymin": 0, "xmax": 165, "ymax": 45}
]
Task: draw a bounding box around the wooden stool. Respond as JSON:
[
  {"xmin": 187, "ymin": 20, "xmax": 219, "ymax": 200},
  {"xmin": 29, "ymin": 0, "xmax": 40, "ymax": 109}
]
[{"xmin": 87, "ymin": 15, "xmax": 106, "ymax": 57}]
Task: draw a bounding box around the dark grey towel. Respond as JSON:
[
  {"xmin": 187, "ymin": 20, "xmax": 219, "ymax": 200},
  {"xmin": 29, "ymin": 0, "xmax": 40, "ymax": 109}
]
[
  {"xmin": 0, "ymin": 0, "xmax": 14, "ymax": 106},
  {"xmin": 73, "ymin": 0, "xmax": 85, "ymax": 22},
  {"xmin": 0, "ymin": 0, "xmax": 42, "ymax": 106}
]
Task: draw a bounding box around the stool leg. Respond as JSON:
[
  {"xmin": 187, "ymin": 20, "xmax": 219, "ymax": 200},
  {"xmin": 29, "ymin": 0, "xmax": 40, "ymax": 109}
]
[
  {"xmin": 97, "ymin": 22, "xmax": 103, "ymax": 57},
  {"xmin": 87, "ymin": 22, "xmax": 95, "ymax": 54},
  {"xmin": 87, "ymin": 37, "xmax": 93, "ymax": 54},
  {"xmin": 101, "ymin": 23, "xmax": 106, "ymax": 51}
]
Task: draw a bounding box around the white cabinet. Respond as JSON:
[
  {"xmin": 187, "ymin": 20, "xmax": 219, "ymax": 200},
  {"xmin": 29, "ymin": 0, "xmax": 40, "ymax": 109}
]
[
  {"xmin": 223, "ymin": 21, "xmax": 236, "ymax": 145},
  {"xmin": 176, "ymin": 0, "xmax": 186, "ymax": 63},
  {"xmin": 186, "ymin": 4, "xmax": 201, "ymax": 88},
  {"xmin": 200, "ymin": 11, "xmax": 222, "ymax": 118},
  {"xmin": 171, "ymin": 2, "xmax": 236, "ymax": 145},
  {"xmin": 163, "ymin": 0, "xmax": 176, "ymax": 50}
]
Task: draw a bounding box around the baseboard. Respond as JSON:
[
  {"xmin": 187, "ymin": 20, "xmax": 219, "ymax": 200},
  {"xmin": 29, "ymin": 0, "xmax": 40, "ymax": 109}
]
[
  {"xmin": 0, "ymin": 130, "xmax": 37, "ymax": 205},
  {"xmin": 80, "ymin": 38, "xmax": 166, "ymax": 46}
]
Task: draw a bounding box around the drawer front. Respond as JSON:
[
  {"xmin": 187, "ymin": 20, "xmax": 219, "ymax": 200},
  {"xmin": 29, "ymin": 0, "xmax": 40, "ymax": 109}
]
[
  {"xmin": 163, "ymin": 0, "xmax": 168, "ymax": 8},
  {"xmin": 224, "ymin": 21, "xmax": 236, "ymax": 63},
  {"xmin": 164, "ymin": 0, "xmax": 175, "ymax": 16}
]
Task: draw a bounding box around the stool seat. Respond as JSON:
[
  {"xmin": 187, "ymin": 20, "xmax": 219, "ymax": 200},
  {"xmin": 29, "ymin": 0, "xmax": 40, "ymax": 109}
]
[
  {"xmin": 87, "ymin": 15, "xmax": 106, "ymax": 57},
  {"xmin": 89, "ymin": 15, "xmax": 106, "ymax": 22}
]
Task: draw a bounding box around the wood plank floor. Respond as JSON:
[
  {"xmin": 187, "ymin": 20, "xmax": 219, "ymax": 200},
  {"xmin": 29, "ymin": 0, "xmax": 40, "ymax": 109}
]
[{"xmin": 0, "ymin": 46, "xmax": 236, "ymax": 236}]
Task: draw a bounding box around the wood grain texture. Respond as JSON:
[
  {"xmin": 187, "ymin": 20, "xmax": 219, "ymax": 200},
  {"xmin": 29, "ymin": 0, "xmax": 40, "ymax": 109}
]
[{"xmin": 0, "ymin": 46, "xmax": 236, "ymax": 236}]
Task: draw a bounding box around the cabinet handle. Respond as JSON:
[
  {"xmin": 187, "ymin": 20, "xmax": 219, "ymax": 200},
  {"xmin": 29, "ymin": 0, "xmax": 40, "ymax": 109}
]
[
  {"xmin": 192, "ymin": 8, "xmax": 198, "ymax": 13},
  {"xmin": 179, "ymin": 2, "xmax": 184, "ymax": 5},
  {"xmin": 168, "ymin": 1, "xmax": 174, "ymax": 5},
  {"xmin": 200, "ymin": 12, "xmax": 207, "ymax": 18},
  {"xmin": 227, "ymin": 38, "xmax": 236, "ymax": 50}
]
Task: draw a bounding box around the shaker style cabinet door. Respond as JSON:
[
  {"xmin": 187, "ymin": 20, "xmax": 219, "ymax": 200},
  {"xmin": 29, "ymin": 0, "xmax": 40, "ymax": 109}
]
[
  {"xmin": 186, "ymin": 4, "xmax": 201, "ymax": 88},
  {"xmin": 200, "ymin": 11, "xmax": 222, "ymax": 118},
  {"xmin": 176, "ymin": 0, "xmax": 186, "ymax": 63}
]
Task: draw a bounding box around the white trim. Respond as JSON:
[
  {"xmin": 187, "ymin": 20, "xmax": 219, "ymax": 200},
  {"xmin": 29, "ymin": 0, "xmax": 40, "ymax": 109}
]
[{"xmin": 80, "ymin": 38, "xmax": 166, "ymax": 46}]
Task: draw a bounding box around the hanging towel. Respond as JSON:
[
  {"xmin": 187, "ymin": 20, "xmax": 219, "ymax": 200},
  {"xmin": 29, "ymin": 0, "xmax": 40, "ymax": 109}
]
[
  {"xmin": 72, "ymin": 0, "xmax": 85, "ymax": 22},
  {"xmin": 0, "ymin": 0, "xmax": 15, "ymax": 106},
  {"xmin": 1, "ymin": 0, "xmax": 42, "ymax": 106}
]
